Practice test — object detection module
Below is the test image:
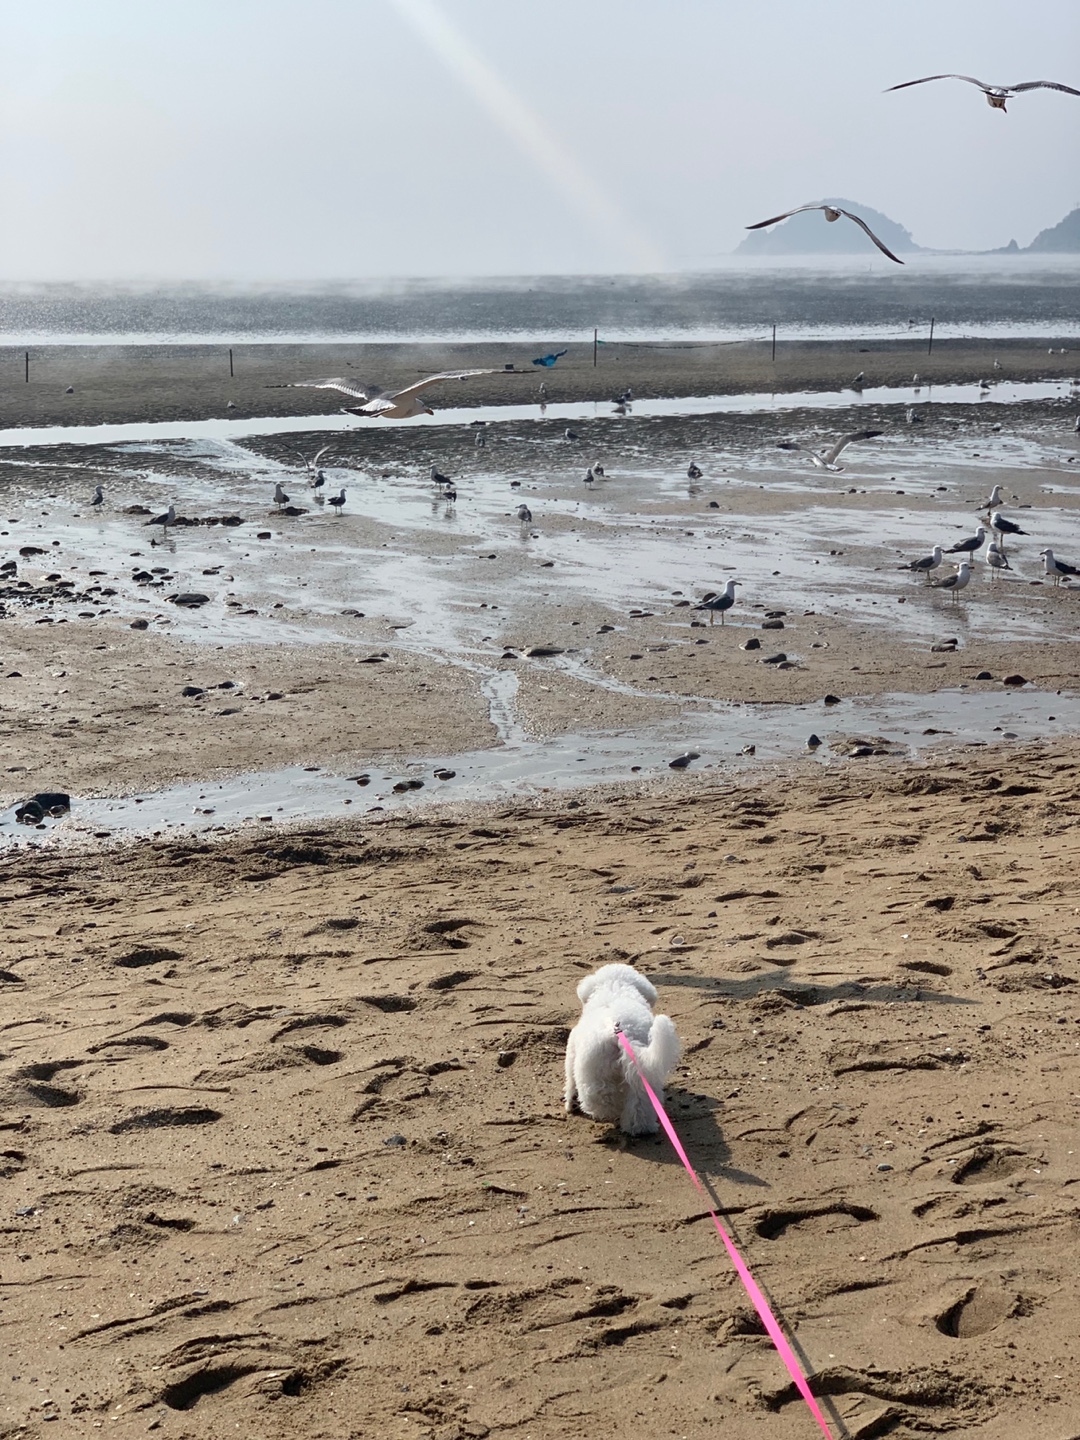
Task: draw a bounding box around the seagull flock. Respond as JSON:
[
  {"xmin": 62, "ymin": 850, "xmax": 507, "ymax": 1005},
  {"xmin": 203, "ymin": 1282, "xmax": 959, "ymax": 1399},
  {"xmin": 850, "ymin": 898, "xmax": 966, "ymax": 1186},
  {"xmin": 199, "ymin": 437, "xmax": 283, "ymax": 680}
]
[
  {"xmin": 72, "ymin": 66, "xmax": 1077, "ymax": 642},
  {"xmin": 898, "ymin": 482, "xmax": 1077, "ymax": 600}
]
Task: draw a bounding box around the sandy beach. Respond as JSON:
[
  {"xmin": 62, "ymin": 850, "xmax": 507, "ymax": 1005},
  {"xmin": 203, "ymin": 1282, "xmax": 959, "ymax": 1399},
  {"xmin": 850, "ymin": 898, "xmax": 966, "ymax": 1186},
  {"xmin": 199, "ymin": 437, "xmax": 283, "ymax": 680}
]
[
  {"xmin": 3, "ymin": 740, "xmax": 1080, "ymax": 1438},
  {"xmin": 1, "ymin": 339, "xmax": 1079, "ymax": 1437}
]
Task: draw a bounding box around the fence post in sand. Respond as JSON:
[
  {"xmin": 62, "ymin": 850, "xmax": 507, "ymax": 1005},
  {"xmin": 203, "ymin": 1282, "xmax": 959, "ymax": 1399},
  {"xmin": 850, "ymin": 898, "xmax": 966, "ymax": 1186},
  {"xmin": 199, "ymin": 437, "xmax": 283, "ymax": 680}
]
[
  {"xmin": 24, "ymin": 351, "xmax": 29, "ymax": 383},
  {"xmin": 593, "ymin": 328, "xmax": 597, "ymax": 367},
  {"xmin": 927, "ymin": 318, "xmax": 935, "ymax": 356},
  {"xmin": 771, "ymin": 324, "xmax": 776, "ymax": 362},
  {"xmin": 229, "ymin": 348, "xmax": 234, "ymax": 378}
]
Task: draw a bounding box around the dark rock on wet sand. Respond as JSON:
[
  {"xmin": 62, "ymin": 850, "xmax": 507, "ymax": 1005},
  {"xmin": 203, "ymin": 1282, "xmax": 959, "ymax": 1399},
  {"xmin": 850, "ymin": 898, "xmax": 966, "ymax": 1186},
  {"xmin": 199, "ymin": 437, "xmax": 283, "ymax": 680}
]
[{"xmin": 15, "ymin": 792, "xmax": 71, "ymax": 824}]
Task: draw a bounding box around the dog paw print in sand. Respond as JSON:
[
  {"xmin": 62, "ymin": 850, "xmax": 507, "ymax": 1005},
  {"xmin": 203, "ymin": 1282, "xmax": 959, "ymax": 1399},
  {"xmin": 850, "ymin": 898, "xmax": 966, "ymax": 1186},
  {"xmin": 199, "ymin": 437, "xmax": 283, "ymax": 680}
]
[
  {"xmin": 406, "ymin": 916, "xmax": 481, "ymax": 951},
  {"xmin": 7, "ymin": 1059, "xmax": 85, "ymax": 1108},
  {"xmin": 758, "ymin": 1363, "xmax": 996, "ymax": 1435},
  {"xmin": 935, "ymin": 1283, "xmax": 1032, "ymax": 1338}
]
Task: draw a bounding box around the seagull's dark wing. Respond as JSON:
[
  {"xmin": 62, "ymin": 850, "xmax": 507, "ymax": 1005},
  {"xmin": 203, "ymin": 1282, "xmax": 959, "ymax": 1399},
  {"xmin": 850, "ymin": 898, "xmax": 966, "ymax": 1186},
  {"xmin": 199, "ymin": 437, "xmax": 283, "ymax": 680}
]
[
  {"xmin": 1009, "ymin": 80, "xmax": 1080, "ymax": 95},
  {"xmin": 835, "ymin": 210, "xmax": 904, "ymax": 265},
  {"xmin": 745, "ymin": 204, "xmax": 823, "ymax": 230},
  {"xmin": 885, "ymin": 74, "xmax": 990, "ymax": 92}
]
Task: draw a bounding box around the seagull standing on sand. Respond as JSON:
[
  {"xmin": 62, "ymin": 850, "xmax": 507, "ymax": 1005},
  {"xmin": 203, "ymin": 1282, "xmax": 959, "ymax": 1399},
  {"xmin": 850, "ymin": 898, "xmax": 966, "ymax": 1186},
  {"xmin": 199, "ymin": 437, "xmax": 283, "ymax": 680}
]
[
  {"xmin": 985, "ymin": 541, "xmax": 1012, "ymax": 579},
  {"xmin": 148, "ymin": 504, "xmax": 176, "ymax": 533},
  {"xmin": 564, "ymin": 427, "xmax": 580, "ymax": 441},
  {"xmin": 777, "ymin": 429, "xmax": 883, "ymax": 472},
  {"xmin": 91, "ymin": 485, "xmax": 104, "ymax": 508},
  {"xmin": 584, "ymin": 468, "xmax": 596, "ymax": 486},
  {"xmin": 431, "ymin": 464, "xmax": 453, "ymax": 489},
  {"xmin": 746, "ymin": 204, "xmax": 904, "ymax": 264},
  {"xmin": 328, "ymin": 489, "xmax": 346, "ymax": 514},
  {"xmin": 591, "ymin": 461, "xmax": 605, "ymax": 477},
  {"xmin": 693, "ymin": 578, "xmax": 741, "ymax": 625},
  {"xmin": 1040, "ymin": 548, "xmax": 1080, "ymax": 585},
  {"xmin": 931, "ymin": 562, "xmax": 972, "ymax": 602},
  {"xmin": 985, "ymin": 483, "xmax": 1005, "ymax": 515},
  {"xmin": 516, "ymin": 503, "xmax": 532, "ymax": 524},
  {"xmin": 273, "ymin": 482, "xmax": 289, "ymax": 510},
  {"xmin": 945, "ymin": 524, "xmax": 986, "ymax": 559},
  {"xmin": 687, "ymin": 461, "xmax": 703, "ymax": 480},
  {"xmin": 990, "ymin": 511, "xmax": 1027, "ymax": 550},
  {"xmin": 277, "ymin": 369, "xmax": 501, "ymax": 420},
  {"xmin": 885, "ymin": 74, "xmax": 1080, "ymax": 112},
  {"xmin": 902, "ymin": 544, "xmax": 943, "ymax": 581}
]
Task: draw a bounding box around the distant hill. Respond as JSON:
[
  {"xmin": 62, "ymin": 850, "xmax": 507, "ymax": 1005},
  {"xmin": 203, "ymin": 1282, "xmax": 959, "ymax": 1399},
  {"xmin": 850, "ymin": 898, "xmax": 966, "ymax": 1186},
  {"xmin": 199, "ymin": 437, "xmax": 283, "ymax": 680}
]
[
  {"xmin": 735, "ymin": 199, "xmax": 923, "ymax": 258},
  {"xmin": 1021, "ymin": 206, "xmax": 1080, "ymax": 253},
  {"xmin": 734, "ymin": 200, "xmax": 1080, "ymax": 258}
]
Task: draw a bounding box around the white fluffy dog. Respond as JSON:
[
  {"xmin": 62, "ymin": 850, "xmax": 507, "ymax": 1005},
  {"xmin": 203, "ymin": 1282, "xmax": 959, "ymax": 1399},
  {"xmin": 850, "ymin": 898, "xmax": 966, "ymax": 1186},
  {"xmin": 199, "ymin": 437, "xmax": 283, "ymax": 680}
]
[{"xmin": 564, "ymin": 963, "xmax": 681, "ymax": 1136}]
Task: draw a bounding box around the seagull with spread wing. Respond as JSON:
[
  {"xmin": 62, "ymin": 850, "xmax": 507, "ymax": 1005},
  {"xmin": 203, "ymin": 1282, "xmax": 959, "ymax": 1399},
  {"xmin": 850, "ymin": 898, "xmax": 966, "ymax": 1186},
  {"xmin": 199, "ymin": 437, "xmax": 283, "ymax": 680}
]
[
  {"xmin": 286, "ymin": 444, "xmax": 337, "ymax": 475},
  {"xmin": 276, "ymin": 368, "xmax": 501, "ymax": 420},
  {"xmin": 886, "ymin": 74, "xmax": 1080, "ymax": 112},
  {"xmin": 777, "ymin": 428, "xmax": 884, "ymax": 473},
  {"xmin": 746, "ymin": 204, "xmax": 903, "ymax": 264}
]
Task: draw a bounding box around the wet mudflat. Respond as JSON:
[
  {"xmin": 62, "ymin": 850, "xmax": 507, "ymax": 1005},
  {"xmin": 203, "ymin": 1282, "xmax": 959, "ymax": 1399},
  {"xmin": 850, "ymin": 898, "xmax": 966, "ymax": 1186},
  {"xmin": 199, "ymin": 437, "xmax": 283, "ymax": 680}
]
[{"xmin": 1, "ymin": 375, "xmax": 1079, "ymax": 835}]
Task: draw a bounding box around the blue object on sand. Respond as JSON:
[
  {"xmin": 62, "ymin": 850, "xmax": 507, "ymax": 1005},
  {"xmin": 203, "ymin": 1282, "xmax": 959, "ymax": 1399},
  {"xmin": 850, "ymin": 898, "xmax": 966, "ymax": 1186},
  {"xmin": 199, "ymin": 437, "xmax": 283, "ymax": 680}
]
[{"xmin": 532, "ymin": 349, "xmax": 568, "ymax": 368}]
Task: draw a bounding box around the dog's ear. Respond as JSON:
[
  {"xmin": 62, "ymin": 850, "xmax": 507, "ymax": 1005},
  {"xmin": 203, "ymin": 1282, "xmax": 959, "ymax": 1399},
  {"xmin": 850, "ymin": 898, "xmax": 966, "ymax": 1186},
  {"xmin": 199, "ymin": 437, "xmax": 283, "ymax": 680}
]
[{"xmin": 576, "ymin": 973, "xmax": 599, "ymax": 1004}]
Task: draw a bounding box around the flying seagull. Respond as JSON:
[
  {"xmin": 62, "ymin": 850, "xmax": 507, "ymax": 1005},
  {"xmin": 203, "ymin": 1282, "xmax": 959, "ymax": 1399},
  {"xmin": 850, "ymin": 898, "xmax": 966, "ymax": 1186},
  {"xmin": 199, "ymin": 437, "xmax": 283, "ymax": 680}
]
[
  {"xmin": 931, "ymin": 561, "xmax": 972, "ymax": 601},
  {"xmin": 746, "ymin": 204, "xmax": 904, "ymax": 264},
  {"xmin": 885, "ymin": 74, "xmax": 1080, "ymax": 112},
  {"xmin": 1040, "ymin": 548, "xmax": 1079, "ymax": 585},
  {"xmin": 287, "ymin": 444, "xmax": 336, "ymax": 475},
  {"xmin": 532, "ymin": 350, "xmax": 568, "ymax": 368},
  {"xmin": 777, "ymin": 429, "xmax": 883, "ymax": 472},
  {"xmin": 693, "ymin": 578, "xmax": 741, "ymax": 625},
  {"xmin": 901, "ymin": 544, "xmax": 943, "ymax": 581},
  {"xmin": 276, "ymin": 368, "xmax": 500, "ymax": 420},
  {"xmin": 985, "ymin": 541, "xmax": 1012, "ymax": 579}
]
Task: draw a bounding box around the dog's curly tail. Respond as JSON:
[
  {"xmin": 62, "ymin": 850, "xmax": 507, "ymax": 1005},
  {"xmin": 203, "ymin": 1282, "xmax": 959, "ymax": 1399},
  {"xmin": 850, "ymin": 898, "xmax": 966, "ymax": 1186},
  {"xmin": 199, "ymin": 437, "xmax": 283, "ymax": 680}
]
[{"xmin": 637, "ymin": 1014, "xmax": 681, "ymax": 1077}]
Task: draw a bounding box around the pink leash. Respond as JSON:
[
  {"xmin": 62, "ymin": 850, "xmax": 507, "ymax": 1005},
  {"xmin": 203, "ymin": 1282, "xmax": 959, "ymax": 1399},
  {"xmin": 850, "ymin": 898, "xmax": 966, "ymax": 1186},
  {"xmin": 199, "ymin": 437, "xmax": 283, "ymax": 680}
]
[{"xmin": 617, "ymin": 1030, "xmax": 833, "ymax": 1439}]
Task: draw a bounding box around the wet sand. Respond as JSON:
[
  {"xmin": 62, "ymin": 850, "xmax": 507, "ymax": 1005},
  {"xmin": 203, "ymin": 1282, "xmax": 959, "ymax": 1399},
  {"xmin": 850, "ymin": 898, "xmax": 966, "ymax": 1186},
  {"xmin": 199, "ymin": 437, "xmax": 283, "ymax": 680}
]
[
  {"xmin": 1, "ymin": 336, "xmax": 1077, "ymax": 428},
  {"xmin": 2, "ymin": 741, "xmax": 1080, "ymax": 1438}
]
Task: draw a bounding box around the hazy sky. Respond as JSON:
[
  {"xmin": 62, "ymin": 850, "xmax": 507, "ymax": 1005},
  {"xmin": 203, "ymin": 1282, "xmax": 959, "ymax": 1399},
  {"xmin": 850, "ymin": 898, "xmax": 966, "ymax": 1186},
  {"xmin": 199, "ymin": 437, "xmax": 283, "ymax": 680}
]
[{"xmin": 0, "ymin": 0, "xmax": 1078, "ymax": 280}]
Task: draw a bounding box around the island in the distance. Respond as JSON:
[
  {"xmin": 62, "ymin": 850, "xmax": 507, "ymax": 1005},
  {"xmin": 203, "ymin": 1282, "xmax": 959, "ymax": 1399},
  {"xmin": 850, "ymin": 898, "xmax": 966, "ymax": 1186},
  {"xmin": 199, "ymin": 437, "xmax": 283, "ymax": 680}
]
[{"xmin": 734, "ymin": 199, "xmax": 1080, "ymax": 257}]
